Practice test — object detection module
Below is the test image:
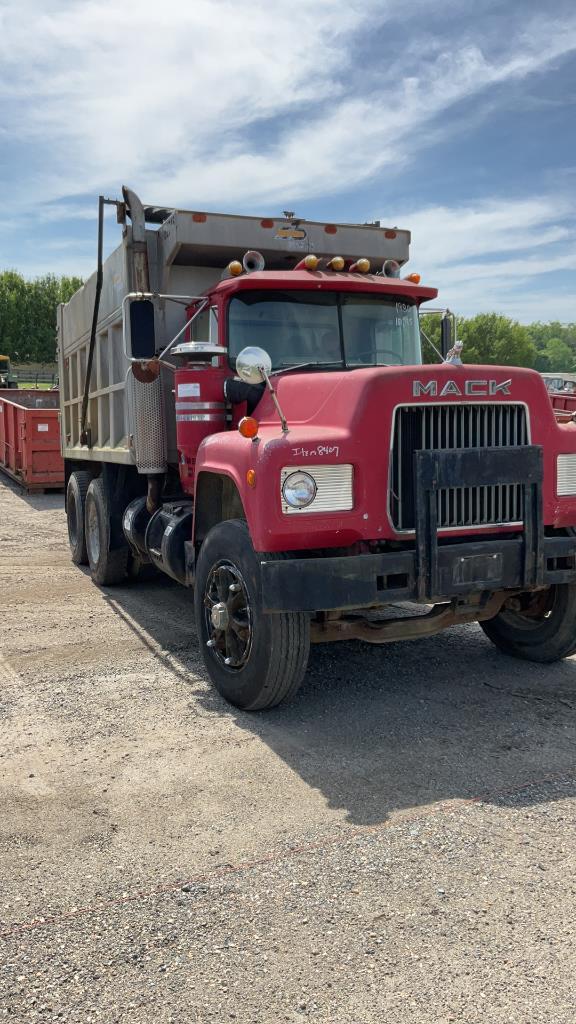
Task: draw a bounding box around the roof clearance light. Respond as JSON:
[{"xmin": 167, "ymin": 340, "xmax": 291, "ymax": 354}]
[
  {"xmin": 238, "ymin": 416, "xmax": 259, "ymax": 439},
  {"xmin": 227, "ymin": 260, "xmax": 243, "ymax": 276},
  {"xmin": 383, "ymin": 259, "xmax": 400, "ymax": 277},
  {"xmin": 326, "ymin": 256, "xmax": 345, "ymax": 271},
  {"xmin": 350, "ymin": 258, "xmax": 370, "ymax": 273},
  {"xmin": 294, "ymin": 254, "xmax": 320, "ymax": 271},
  {"xmin": 405, "ymin": 272, "xmax": 421, "ymax": 284}
]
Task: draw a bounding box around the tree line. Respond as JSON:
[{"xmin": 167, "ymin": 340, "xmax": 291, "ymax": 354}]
[
  {"xmin": 0, "ymin": 269, "xmax": 575, "ymax": 372},
  {"xmin": 420, "ymin": 312, "xmax": 576, "ymax": 372},
  {"xmin": 0, "ymin": 271, "xmax": 83, "ymax": 364}
]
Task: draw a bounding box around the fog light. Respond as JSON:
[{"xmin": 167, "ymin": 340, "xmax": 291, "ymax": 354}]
[{"xmin": 282, "ymin": 471, "xmax": 317, "ymax": 508}]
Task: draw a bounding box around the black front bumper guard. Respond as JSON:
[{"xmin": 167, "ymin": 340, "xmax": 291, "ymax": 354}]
[{"xmin": 260, "ymin": 446, "xmax": 576, "ymax": 613}]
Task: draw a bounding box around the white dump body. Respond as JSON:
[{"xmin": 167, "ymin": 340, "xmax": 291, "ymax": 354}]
[{"xmin": 58, "ymin": 201, "xmax": 411, "ymax": 467}]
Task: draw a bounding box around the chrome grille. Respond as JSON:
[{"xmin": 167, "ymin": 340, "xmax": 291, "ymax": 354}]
[{"xmin": 390, "ymin": 404, "xmax": 529, "ymax": 531}]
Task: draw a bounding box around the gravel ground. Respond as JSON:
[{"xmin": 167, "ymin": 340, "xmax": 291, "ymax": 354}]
[{"xmin": 1, "ymin": 476, "xmax": 576, "ymax": 1022}]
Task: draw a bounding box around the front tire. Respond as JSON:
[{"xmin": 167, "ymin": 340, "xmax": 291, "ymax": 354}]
[
  {"xmin": 480, "ymin": 585, "xmax": 576, "ymax": 662},
  {"xmin": 85, "ymin": 477, "xmax": 129, "ymax": 586},
  {"xmin": 194, "ymin": 519, "xmax": 310, "ymax": 710}
]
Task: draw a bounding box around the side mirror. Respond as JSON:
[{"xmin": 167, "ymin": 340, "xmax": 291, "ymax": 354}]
[
  {"xmin": 130, "ymin": 299, "xmax": 156, "ymax": 359},
  {"xmin": 235, "ymin": 346, "xmax": 272, "ymax": 384}
]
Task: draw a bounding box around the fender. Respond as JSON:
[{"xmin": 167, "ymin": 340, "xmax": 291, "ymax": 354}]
[{"xmin": 193, "ymin": 433, "xmax": 257, "ymax": 546}]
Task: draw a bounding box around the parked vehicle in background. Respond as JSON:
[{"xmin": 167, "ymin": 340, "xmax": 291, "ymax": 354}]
[
  {"xmin": 57, "ymin": 186, "xmax": 576, "ymax": 710},
  {"xmin": 542, "ymin": 372, "xmax": 576, "ymax": 394},
  {"xmin": 0, "ymin": 355, "xmax": 18, "ymax": 388}
]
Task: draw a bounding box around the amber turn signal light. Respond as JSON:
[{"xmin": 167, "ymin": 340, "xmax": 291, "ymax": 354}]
[
  {"xmin": 246, "ymin": 469, "xmax": 257, "ymax": 488},
  {"xmin": 238, "ymin": 416, "xmax": 259, "ymax": 439}
]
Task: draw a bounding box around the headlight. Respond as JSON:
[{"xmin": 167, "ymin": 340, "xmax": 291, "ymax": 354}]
[{"xmin": 282, "ymin": 471, "xmax": 317, "ymax": 508}]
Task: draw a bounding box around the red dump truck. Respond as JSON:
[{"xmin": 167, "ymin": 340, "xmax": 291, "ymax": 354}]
[{"xmin": 58, "ymin": 187, "xmax": 576, "ymax": 709}]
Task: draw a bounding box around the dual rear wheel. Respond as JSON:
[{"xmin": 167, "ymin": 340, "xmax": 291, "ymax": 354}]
[{"xmin": 66, "ymin": 471, "xmax": 129, "ymax": 585}]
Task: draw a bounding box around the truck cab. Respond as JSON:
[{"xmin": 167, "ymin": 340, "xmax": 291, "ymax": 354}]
[{"xmin": 58, "ymin": 190, "xmax": 576, "ymax": 711}]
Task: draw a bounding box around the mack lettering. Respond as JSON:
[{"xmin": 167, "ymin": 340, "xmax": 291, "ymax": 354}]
[{"xmin": 412, "ymin": 379, "xmax": 512, "ymax": 398}]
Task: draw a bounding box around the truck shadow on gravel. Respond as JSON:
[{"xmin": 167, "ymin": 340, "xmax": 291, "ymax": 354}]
[{"xmin": 105, "ymin": 575, "xmax": 576, "ymax": 827}]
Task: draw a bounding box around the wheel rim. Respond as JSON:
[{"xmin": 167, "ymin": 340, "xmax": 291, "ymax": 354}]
[
  {"xmin": 86, "ymin": 498, "xmax": 101, "ymax": 565},
  {"xmin": 203, "ymin": 562, "xmax": 252, "ymax": 670},
  {"xmin": 499, "ymin": 588, "xmax": 556, "ymax": 631}
]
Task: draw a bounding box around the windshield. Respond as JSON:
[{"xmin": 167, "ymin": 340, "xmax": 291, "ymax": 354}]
[
  {"xmin": 228, "ymin": 290, "xmax": 422, "ymax": 370},
  {"xmin": 0, "ymin": 357, "xmax": 9, "ymax": 373}
]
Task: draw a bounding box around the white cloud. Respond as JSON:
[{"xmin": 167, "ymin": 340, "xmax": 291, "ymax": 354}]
[
  {"xmin": 399, "ymin": 197, "xmax": 576, "ymax": 321},
  {"xmin": 1, "ymin": 1, "xmax": 576, "ymax": 208},
  {"xmin": 1, "ymin": 0, "xmax": 576, "ymax": 322}
]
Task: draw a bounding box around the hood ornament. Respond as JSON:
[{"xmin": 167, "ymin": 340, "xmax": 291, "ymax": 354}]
[{"xmin": 445, "ymin": 340, "xmax": 464, "ymax": 365}]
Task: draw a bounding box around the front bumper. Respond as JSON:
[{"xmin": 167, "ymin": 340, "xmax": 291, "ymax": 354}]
[
  {"xmin": 260, "ymin": 534, "xmax": 576, "ymax": 612},
  {"xmin": 261, "ymin": 445, "xmax": 576, "ymax": 612}
]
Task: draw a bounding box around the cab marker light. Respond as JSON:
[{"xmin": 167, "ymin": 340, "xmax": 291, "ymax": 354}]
[
  {"xmin": 294, "ymin": 254, "xmax": 319, "ymax": 271},
  {"xmin": 350, "ymin": 258, "xmax": 370, "ymax": 273},
  {"xmin": 404, "ymin": 272, "xmax": 421, "ymax": 284},
  {"xmin": 227, "ymin": 260, "xmax": 243, "ymax": 276},
  {"xmin": 326, "ymin": 256, "xmax": 345, "ymax": 271}
]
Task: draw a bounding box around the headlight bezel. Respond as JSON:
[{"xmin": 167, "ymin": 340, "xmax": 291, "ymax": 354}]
[{"xmin": 281, "ymin": 470, "xmax": 318, "ymax": 509}]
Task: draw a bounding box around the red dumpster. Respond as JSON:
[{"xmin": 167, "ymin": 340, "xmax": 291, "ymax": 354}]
[{"xmin": 0, "ymin": 389, "xmax": 64, "ymax": 490}]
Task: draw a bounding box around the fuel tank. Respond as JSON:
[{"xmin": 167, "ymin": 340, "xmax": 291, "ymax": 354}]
[
  {"xmin": 123, "ymin": 495, "xmax": 193, "ymax": 584},
  {"xmin": 174, "ymin": 364, "xmax": 230, "ymax": 490}
]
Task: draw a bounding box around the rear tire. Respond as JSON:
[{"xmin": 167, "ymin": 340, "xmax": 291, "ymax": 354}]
[
  {"xmin": 67, "ymin": 470, "xmax": 92, "ymax": 565},
  {"xmin": 480, "ymin": 585, "xmax": 576, "ymax": 662},
  {"xmin": 194, "ymin": 519, "xmax": 310, "ymax": 710},
  {"xmin": 85, "ymin": 477, "xmax": 129, "ymax": 586}
]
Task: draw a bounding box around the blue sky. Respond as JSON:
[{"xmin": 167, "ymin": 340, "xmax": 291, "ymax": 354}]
[{"xmin": 0, "ymin": 0, "xmax": 575, "ymax": 321}]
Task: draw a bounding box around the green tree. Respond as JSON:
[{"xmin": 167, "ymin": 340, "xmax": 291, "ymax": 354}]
[
  {"xmin": 419, "ymin": 312, "xmax": 443, "ymax": 364},
  {"xmin": 457, "ymin": 313, "xmax": 537, "ymax": 367},
  {"xmin": 541, "ymin": 337, "xmax": 575, "ymax": 372},
  {"xmin": 0, "ymin": 271, "xmax": 82, "ymax": 363},
  {"xmin": 0, "ymin": 271, "xmax": 28, "ymax": 358}
]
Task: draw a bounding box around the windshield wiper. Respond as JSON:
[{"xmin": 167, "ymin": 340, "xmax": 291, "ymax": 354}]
[{"xmin": 272, "ymin": 360, "xmax": 344, "ymax": 375}]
